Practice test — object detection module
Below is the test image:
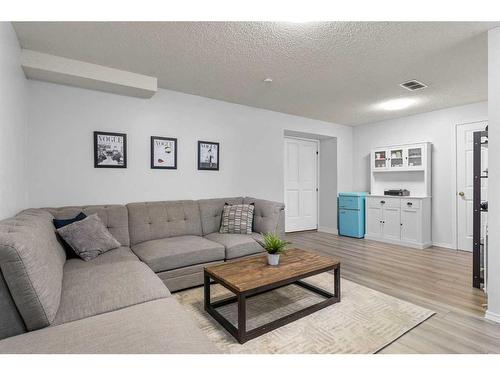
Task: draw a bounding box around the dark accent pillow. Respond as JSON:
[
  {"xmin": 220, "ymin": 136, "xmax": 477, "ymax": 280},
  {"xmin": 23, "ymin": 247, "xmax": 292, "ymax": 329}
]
[
  {"xmin": 53, "ymin": 212, "xmax": 87, "ymax": 229},
  {"xmin": 53, "ymin": 212, "xmax": 87, "ymax": 258},
  {"xmin": 219, "ymin": 203, "xmax": 255, "ymax": 234}
]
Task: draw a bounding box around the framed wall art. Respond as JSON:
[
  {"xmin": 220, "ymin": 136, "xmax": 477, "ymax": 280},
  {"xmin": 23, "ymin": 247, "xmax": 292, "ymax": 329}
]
[
  {"xmin": 94, "ymin": 131, "xmax": 127, "ymax": 168},
  {"xmin": 151, "ymin": 136, "xmax": 177, "ymax": 169},
  {"xmin": 198, "ymin": 141, "xmax": 219, "ymax": 171}
]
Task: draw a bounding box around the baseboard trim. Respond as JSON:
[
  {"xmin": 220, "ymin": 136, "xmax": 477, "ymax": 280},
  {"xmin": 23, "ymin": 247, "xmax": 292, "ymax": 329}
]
[
  {"xmin": 485, "ymin": 310, "xmax": 500, "ymax": 323},
  {"xmin": 317, "ymin": 227, "xmax": 338, "ymax": 235},
  {"xmin": 364, "ymin": 235, "xmax": 432, "ymax": 249},
  {"xmin": 431, "ymin": 242, "xmax": 455, "ymax": 250}
]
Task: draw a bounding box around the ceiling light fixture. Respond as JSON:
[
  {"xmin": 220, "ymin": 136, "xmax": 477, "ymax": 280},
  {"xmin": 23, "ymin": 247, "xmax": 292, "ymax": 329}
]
[
  {"xmin": 374, "ymin": 98, "xmax": 418, "ymax": 111},
  {"xmin": 263, "ymin": 78, "xmax": 273, "ymax": 83}
]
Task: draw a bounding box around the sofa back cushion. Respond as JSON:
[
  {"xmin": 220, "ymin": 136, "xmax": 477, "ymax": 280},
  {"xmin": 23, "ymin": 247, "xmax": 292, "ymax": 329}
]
[
  {"xmin": 198, "ymin": 197, "xmax": 243, "ymax": 235},
  {"xmin": 243, "ymin": 197, "xmax": 285, "ymax": 235},
  {"xmin": 45, "ymin": 205, "xmax": 130, "ymax": 247},
  {"xmin": 127, "ymin": 200, "xmax": 202, "ymax": 245},
  {"xmin": 0, "ymin": 209, "xmax": 66, "ymax": 332}
]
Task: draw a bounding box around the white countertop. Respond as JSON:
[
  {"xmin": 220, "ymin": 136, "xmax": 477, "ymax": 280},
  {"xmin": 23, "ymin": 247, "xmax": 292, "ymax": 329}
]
[{"xmin": 368, "ymin": 194, "xmax": 431, "ymax": 199}]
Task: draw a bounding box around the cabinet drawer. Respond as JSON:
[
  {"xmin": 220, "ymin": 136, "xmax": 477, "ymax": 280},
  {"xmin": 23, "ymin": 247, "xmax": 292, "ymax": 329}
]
[
  {"xmin": 401, "ymin": 198, "xmax": 420, "ymax": 209},
  {"xmin": 367, "ymin": 197, "xmax": 400, "ymax": 208}
]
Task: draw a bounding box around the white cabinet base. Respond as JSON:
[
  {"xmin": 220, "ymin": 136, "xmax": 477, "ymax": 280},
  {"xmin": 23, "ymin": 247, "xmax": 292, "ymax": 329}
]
[
  {"xmin": 364, "ymin": 234, "xmax": 432, "ymax": 249},
  {"xmin": 365, "ymin": 196, "xmax": 431, "ymax": 249}
]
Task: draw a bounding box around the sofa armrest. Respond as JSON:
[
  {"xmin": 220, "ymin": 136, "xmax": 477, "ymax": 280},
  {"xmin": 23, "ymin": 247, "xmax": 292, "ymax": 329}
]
[{"xmin": 243, "ymin": 197, "xmax": 285, "ymax": 237}]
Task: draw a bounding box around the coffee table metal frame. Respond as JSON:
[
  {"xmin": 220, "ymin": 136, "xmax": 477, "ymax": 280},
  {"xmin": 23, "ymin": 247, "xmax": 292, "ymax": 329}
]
[{"xmin": 203, "ymin": 263, "xmax": 340, "ymax": 344}]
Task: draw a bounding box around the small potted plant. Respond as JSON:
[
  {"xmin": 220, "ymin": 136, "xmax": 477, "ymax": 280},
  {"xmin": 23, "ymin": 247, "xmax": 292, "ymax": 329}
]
[{"xmin": 261, "ymin": 232, "xmax": 290, "ymax": 266}]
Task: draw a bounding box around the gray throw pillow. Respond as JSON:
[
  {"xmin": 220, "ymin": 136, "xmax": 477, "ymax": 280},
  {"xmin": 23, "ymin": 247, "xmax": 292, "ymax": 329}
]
[
  {"xmin": 56, "ymin": 213, "xmax": 121, "ymax": 261},
  {"xmin": 219, "ymin": 203, "xmax": 254, "ymax": 234}
]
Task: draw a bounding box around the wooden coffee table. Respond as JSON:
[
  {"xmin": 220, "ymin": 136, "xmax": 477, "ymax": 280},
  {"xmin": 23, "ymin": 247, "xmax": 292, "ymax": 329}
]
[{"xmin": 204, "ymin": 248, "xmax": 340, "ymax": 344}]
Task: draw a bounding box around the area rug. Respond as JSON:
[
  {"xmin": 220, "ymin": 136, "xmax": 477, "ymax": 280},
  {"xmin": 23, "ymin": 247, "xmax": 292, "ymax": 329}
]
[{"xmin": 175, "ymin": 273, "xmax": 435, "ymax": 354}]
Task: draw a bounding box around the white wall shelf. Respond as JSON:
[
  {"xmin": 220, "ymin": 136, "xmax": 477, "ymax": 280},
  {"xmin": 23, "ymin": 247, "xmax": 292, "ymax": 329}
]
[
  {"xmin": 370, "ymin": 142, "xmax": 432, "ymax": 197},
  {"xmin": 372, "ymin": 168, "xmax": 425, "ymax": 172}
]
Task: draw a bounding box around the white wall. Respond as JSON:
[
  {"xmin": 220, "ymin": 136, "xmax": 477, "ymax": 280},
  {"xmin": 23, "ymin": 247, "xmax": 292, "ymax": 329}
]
[
  {"xmin": 486, "ymin": 27, "xmax": 500, "ymax": 323},
  {"xmin": 27, "ymin": 81, "xmax": 353, "ymax": 210},
  {"xmin": 352, "ymin": 102, "xmax": 488, "ymax": 248},
  {"xmin": 319, "ymin": 137, "xmax": 338, "ymax": 233},
  {"xmin": 0, "ymin": 23, "xmax": 28, "ymax": 219}
]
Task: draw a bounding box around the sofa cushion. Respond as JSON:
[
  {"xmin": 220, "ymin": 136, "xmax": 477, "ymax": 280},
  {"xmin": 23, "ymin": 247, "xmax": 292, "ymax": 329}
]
[
  {"xmin": 156, "ymin": 260, "xmax": 224, "ymax": 292},
  {"xmin": 251, "ymin": 232, "xmax": 264, "ymax": 243},
  {"xmin": 63, "ymin": 246, "xmax": 139, "ymax": 270},
  {"xmin": 46, "ymin": 205, "xmax": 130, "ymax": 247},
  {"xmin": 198, "ymin": 197, "xmax": 243, "ymax": 235},
  {"xmin": 243, "ymin": 197, "xmax": 285, "ymax": 235},
  {"xmin": 127, "ymin": 201, "xmax": 202, "ymax": 245},
  {"xmin": 131, "ymin": 235, "xmax": 225, "ymax": 272},
  {"xmin": 0, "ymin": 209, "xmax": 66, "ymax": 331},
  {"xmin": 56, "ymin": 214, "xmax": 121, "ymax": 261},
  {"xmin": 204, "ymin": 232, "xmax": 264, "ymax": 260},
  {"xmin": 0, "ymin": 298, "xmax": 219, "ymax": 354},
  {"xmin": 53, "ymin": 248, "xmax": 169, "ymax": 325}
]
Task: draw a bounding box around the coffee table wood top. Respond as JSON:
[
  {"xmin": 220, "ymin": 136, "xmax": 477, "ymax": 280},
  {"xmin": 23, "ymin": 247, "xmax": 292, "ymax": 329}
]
[{"xmin": 204, "ymin": 248, "xmax": 339, "ymax": 293}]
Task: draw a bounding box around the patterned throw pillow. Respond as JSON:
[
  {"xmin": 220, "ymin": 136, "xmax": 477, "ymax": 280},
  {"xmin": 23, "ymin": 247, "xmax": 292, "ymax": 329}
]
[{"xmin": 219, "ymin": 203, "xmax": 255, "ymax": 234}]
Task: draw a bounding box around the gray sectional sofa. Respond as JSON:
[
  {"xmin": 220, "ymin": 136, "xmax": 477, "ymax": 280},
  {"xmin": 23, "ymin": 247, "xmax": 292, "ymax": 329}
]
[{"xmin": 0, "ymin": 196, "xmax": 285, "ymax": 353}]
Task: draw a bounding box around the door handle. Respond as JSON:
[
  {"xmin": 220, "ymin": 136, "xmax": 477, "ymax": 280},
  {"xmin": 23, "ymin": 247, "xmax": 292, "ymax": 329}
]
[{"xmin": 458, "ymin": 191, "xmax": 465, "ymax": 197}]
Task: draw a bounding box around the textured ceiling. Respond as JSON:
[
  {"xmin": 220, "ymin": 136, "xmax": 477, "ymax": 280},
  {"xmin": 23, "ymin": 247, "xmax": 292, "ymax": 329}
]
[{"xmin": 12, "ymin": 22, "xmax": 498, "ymax": 125}]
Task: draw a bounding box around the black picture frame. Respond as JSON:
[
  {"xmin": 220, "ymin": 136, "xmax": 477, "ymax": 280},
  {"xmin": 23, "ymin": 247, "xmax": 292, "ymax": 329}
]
[
  {"xmin": 94, "ymin": 131, "xmax": 127, "ymax": 168},
  {"xmin": 198, "ymin": 141, "xmax": 219, "ymax": 171},
  {"xmin": 151, "ymin": 136, "xmax": 178, "ymax": 169}
]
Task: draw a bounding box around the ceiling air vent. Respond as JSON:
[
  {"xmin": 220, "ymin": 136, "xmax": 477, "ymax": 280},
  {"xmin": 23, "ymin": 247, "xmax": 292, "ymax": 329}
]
[{"xmin": 399, "ymin": 80, "xmax": 428, "ymax": 91}]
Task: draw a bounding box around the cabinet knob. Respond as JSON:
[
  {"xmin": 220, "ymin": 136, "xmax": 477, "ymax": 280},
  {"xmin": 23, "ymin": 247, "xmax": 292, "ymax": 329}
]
[{"xmin": 380, "ymin": 200, "xmax": 386, "ymax": 204}]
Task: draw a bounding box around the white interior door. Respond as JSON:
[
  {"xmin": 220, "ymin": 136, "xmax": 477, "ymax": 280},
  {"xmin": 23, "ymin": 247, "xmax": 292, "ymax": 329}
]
[
  {"xmin": 284, "ymin": 137, "xmax": 318, "ymax": 232},
  {"xmin": 456, "ymin": 121, "xmax": 488, "ymax": 251}
]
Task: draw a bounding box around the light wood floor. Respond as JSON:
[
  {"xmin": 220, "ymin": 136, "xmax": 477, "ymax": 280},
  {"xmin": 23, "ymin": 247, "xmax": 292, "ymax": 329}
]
[{"xmin": 285, "ymin": 230, "xmax": 500, "ymax": 353}]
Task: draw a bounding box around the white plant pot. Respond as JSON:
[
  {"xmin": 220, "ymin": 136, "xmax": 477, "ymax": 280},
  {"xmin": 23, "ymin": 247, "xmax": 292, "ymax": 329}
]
[{"xmin": 267, "ymin": 253, "xmax": 280, "ymax": 266}]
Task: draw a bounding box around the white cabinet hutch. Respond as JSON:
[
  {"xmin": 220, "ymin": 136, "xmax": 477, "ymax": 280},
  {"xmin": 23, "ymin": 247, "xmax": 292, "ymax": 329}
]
[{"xmin": 366, "ymin": 142, "xmax": 432, "ymax": 249}]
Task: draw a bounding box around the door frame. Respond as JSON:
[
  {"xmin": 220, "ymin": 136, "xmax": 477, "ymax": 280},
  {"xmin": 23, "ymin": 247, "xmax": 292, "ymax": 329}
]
[
  {"xmin": 283, "ymin": 136, "xmax": 320, "ymax": 232},
  {"xmin": 453, "ymin": 120, "xmax": 488, "ymax": 251}
]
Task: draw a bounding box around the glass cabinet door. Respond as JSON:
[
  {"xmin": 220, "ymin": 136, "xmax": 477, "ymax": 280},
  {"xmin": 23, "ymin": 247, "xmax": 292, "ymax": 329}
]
[
  {"xmin": 407, "ymin": 147, "xmax": 423, "ymax": 168},
  {"xmin": 390, "ymin": 148, "xmax": 404, "ymax": 168},
  {"xmin": 374, "ymin": 150, "xmax": 387, "ymax": 169}
]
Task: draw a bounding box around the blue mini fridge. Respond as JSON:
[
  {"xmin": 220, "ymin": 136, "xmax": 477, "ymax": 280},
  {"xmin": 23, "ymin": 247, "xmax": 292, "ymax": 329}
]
[{"xmin": 338, "ymin": 192, "xmax": 367, "ymax": 238}]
